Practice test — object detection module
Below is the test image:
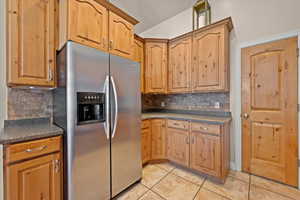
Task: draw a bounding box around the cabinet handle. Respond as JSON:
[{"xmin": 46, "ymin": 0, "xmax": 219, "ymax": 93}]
[
  {"xmin": 54, "ymin": 159, "xmax": 60, "ymax": 173},
  {"xmin": 110, "ymin": 40, "xmax": 113, "ymax": 50},
  {"xmin": 48, "ymin": 66, "xmax": 53, "ymax": 81},
  {"xmin": 191, "ymin": 136, "xmax": 195, "ymax": 144},
  {"xmin": 200, "ymin": 127, "xmax": 208, "ymax": 130},
  {"xmin": 25, "ymin": 145, "xmax": 47, "ymax": 153},
  {"xmin": 185, "ymin": 137, "xmax": 189, "ymax": 144},
  {"xmin": 103, "ymin": 38, "xmax": 105, "ymax": 48}
]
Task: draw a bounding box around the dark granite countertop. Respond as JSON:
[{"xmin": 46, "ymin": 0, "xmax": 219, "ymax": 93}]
[
  {"xmin": 0, "ymin": 118, "xmax": 63, "ymax": 144},
  {"xmin": 142, "ymin": 109, "xmax": 231, "ymax": 124}
]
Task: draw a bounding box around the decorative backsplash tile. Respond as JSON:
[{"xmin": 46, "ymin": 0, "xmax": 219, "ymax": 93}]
[
  {"xmin": 7, "ymin": 88, "xmax": 53, "ymax": 120},
  {"xmin": 142, "ymin": 93, "xmax": 230, "ymax": 112}
]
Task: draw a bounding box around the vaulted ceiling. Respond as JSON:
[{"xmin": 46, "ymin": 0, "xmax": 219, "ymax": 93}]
[{"xmin": 110, "ymin": 0, "xmax": 197, "ymax": 33}]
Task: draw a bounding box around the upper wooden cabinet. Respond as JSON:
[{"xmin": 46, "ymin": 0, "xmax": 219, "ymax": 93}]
[
  {"xmin": 168, "ymin": 35, "xmax": 192, "ymax": 93},
  {"xmin": 192, "ymin": 19, "xmax": 232, "ymax": 92},
  {"xmin": 7, "ymin": 0, "xmax": 56, "ymax": 87},
  {"xmin": 145, "ymin": 39, "xmax": 168, "ymax": 93},
  {"xmin": 133, "ymin": 35, "xmax": 145, "ymax": 92},
  {"xmin": 59, "ymin": 0, "xmax": 138, "ymax": 59},
  {"xmin": 109, "ymin": 12, "xmax": 134, "ymax": 59},
  {"xmin": 68, "ymin": 0, "xmax": 108, "ymax": 52}
]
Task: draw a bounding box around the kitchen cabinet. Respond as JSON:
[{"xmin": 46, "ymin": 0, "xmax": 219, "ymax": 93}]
[
  {"xmin": 7, "ymin": 0, "xmax": 56, "ymax": 87},
  {"xmin": 167, "ymin": 120, "xmax": 190, "ymax": 167},
  {"xmin": 192, "ymin": 19, "xmax": 231, "ymax": 92},
  {"xmin": 5, "ymin": 136, "xmax": 62, "ymax": 200},
  {"xmin": 59, "ymin": 0, "xmax": 138, "ymax": 59},
  {"xmin": 145, "ymin": 39, "xmax": 168, "ymax": 93},
  {"xmin": 141, "ymin": 120, "xmax": 151, "ymax": 164},
  {"xmin": 151, "ymin": 119, "xmax": 167, "ymax": 160},
  {"xmin": 133, "ymin": 35, "xmax": 145, "ymax": 93},
  {"xmin": 168, "ymin": 34, "xmax": 192, "ymax": 93}
]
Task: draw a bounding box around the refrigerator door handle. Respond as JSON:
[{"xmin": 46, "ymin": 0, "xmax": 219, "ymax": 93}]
[
  {"xmin": 111, "ymin": 76, "xmax": 118, "ymax": 138},
  {"xmin": 103, "ymin": 75, "xmax": 110, "ymax": 139}
]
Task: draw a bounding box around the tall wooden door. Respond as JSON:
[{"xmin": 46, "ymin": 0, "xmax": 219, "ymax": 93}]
[
  {"xmin": 168, "ymin": 128, "xmax": 190, "ymax": 166},
  {"xmin": 151, "ymin": 119, "xmax": 166, "ymax": 159},
  {"xmin": 109, "ymin": 11, "xmax": 134, "ymax": 59},
  {"xmin": 242, "ymin": 37, "xmax": 298, "ymax": 187},
  {"xmin": 69, "ymin": 0, "xmax": 108, "ymax": 52},
  {"xmin": 6, "ymin": 153, "xmax": 62, "ymax": 200},
  {"xmin": 168, "ymin": 36, "xmax": 192, "ymax": 93},
  {"xmin": 7, "ymin": 0, "xmax": 56, "ymax": 87},
  {"xmin": 145, "ymin": 41, "xmax": 168, "ymax": 93}
]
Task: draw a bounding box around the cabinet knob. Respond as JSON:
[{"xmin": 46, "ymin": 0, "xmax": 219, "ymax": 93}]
[
  {"xmin": 242, "ymin": 113, "xmax": 249, "ymax": 119},
  {"xmin": 110, "ymin": 40, "xmax": 113, "ymax": 50}
]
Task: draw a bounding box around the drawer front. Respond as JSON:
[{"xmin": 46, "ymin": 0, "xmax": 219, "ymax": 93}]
[
  {"xmin": 167, "ymin": 120, "xmax": 189, "ymax": 130},
  {"xmin": 5, "ymin": 136, "xmax": 62, "ymax": 164},
  {"xmin": 142, "ymin": 120, "xmax": 150, "ymax": 129},
  {"xmin": 191, "ymin": 122, "xmax": 220, "ymax": 136}
]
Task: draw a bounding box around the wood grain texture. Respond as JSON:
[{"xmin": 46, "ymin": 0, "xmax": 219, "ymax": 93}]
[
  {"xmin": 132, "ymin": 37, "xmax": 145, "ymax": 93},
  {"xmin": 151, "ymin": 119, "xmax": 167, "ymax": 160},
  {"xmin": 242, "ymin": 37, "xmax": 298, "ymax": 187},
  {"xmin": 7, "ymin": 0, "xmax": 56, "ymax": 87},
  {"xmin": 168, "ymin": 35, "xmax": 192, "ymax": 93},
  {"xmin": 145, "ymin": 41, "xmax": 168, "ymax": 93}
]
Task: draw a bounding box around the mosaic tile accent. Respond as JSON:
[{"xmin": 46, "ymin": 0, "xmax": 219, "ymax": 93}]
[
  {"xmin": 142, "ymin": 93, "xmax": 230, "ymax": 112},
  {"xmin": 7, "ymin": 88, "xmax": 53, "ymax": 120}
]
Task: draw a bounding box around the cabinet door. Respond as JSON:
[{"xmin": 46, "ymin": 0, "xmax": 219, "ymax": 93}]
[
  {"xmin": 145, "ymin": 42, "xmax": 168, "ymax": 93},
  {"xmin": 192, "ymin": 26, "xmax": 229, "ymax": 92},
  {"xmin": 168, "ymin": 36, "xmax": 192, "ymax": 93},
  {"xmin": 133, "ymin": 39, "xmax": 145, "ymax": 93},
  {"xmin": 190, "ymin": 132, "xmax": 221, "ymax": 177},
  {"xmin": 151, "ymin": 119, "xmax": 166, "ymax": 159},
  {"xmin": 168, "ymin": 128, "xmax": 189, "ymax": 167},
  {"xmin": 141, "ymin": 128, "xmax": 151, "ymax": 164},
  {"xmin": 69, "ymin": 0, "xmax": 108, "ymax": 52},
  {"xmin": 109, "ymin": 11, "xmax": 134, "ymax": 59},
  {"xmin": 6, "ymin": 153, "xmax": 62, "ymax": 200},
  {"xmin": 7, "ymin": 0, "xmax": 56, "ymax": 87}
]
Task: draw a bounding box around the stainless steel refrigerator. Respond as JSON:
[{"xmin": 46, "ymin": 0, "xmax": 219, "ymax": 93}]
[{"xmin": 53, "ymin": 41, "xmax": 142, "ymax": 200}]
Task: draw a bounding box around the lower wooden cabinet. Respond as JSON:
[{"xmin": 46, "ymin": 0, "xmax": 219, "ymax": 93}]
[
  {"xmin": 141, "ymin": 120, "xmax": 151, "ymax": 164},
  {"xmin": 5, "ymin": 136, "xmax": 62, "ymax": 200},
  {"xmin": 142, "ymin": 118, "xmax": 230, "ymax": 182}
]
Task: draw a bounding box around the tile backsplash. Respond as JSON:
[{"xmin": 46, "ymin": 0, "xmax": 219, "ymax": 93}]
[
  {"xmin": 7, "ymin": 88, "xmax": 53, "ymax": 120},
  {"xmin": 142, "ymin": 93, "xmax": 230, "ymax": 112}
]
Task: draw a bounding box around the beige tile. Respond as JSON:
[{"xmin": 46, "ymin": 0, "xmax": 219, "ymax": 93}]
[
  {"xmin": 117, "ymin": 183, "xmax": 148, "ymax": 200},
  {"xmin": 139, "ymin": 191, "xmax": 165, "ymax": 200},
  {"xmin": 194, "ymin": 188, "xmax": 230, "ymax": 200},
  {"xmin": 250, "ymin": 185, "xmax": 292, "ymax": 200},
  {"xmin": 228, "ymin": 170, "xmax": 250, "ymax": 183},
  {"xmin": 142, "ymin": 165, "xmax": 169, "ymax": 188},
  {"xmin": 251, "ymin": 175, "xmax": 300, "ymax": 200},
  {"xmin": 172, "ymin": 168, "xmax": 205, "ymax": 185},
  {"xmin": 153, "ymin": 162, "xmax": 175, "ymax": 172},
  {"xmin": 203, "ymin": 176, "xmax": 249, "ymax": 200},
  {"xmin": 152, "ymin": 173, "xmax": 200, "ymax": 200}
]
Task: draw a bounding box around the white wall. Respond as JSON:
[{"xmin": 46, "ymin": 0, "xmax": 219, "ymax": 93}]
[
  {"xmin": 140, "ymin": 0, "xmax": 300, "ymax": 178},
  {"xmin": 0, "ymin": 0, "xmax": 6, "ymax": 129}
]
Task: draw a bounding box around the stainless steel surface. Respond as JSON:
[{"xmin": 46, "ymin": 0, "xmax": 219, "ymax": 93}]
[
  {"xmin": 110, "ymin": 76, "xmax": 118, "ymax": 139},
  {"xmin": 104, "ymin": 76, "xmax": 110, "ymax": 139},
  {"xmin": 110, "ymin": 55, "xmax": 142, "ymax": 197}
]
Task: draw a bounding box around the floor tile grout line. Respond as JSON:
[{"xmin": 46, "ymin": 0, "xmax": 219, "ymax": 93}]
[
  {"xmin": 248, "ymin": 175, "xmax": 251, "ymax": 200},
  {"xmin": 192, "ymin": 177, "xmax": 207, "ymax": 200},
  {"xmin": 249, "ymin": 183, "xmax": 296, "ymax": 200},
  {"xmin": 170, "ymin": 169, "xmax": 206, "ymax": 187},
  {"xmin": 202, "ymin": 188, "xmax": 232, "ymax": 200}
]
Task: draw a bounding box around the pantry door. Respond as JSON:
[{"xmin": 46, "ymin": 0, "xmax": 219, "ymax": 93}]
[{"xmin": 242, "ymin": 37, "xmax": 298, "ymax": 187}]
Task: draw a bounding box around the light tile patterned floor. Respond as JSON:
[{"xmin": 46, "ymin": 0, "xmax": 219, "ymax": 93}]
[{"xmin": 116, "ymin": 162, "xmax": 300, "ymax": 200}]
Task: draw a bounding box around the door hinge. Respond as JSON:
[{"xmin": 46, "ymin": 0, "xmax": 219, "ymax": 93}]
[{"xmin": 54, "ymin": 159, "xmax": 60, "ymax": 173}]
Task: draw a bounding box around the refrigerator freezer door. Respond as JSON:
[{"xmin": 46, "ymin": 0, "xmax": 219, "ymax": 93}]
[
  {"xmin": 66, "ymin": 42, "xmax": 110, "ymax": 200},
  {"xmin": 110, "ymin": 55, "xmax": 142, "ymax": 197}
]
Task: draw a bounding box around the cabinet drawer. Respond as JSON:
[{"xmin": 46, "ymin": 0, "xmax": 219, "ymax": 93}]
[
  {"xmin": 142, "ymin": 120, "xmax": 150, "ymax": 129},
  {"xmin": 167, "ymin": 120, "xmax": 189, "ymax": 130},
  {"xmin": 191, "ymin": 123, "xmax": 220, "ymax": 136},
  {"xmin": 5, "ymin": 136, "xmax": 61, "ymax": 164}
]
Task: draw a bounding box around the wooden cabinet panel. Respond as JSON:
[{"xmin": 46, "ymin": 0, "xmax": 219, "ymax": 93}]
[
  {"xmin": 168, "ymin": 36, "xmax": 192, "ymax": 93},
  {"xmin": 145, "ymin": 40, "xmax": 168, "ymax": 93},
  {"xmin": 109, "ymin": 11, "xmax": 134, "ymax": 59},
  {"xmin": 190, "ymin": 132, "xmax": 221, "ymax": 177},
  {"xmin": 69, "ymin": 0, "xmax": 108, "ymax": 52},
  {"xmin": 133, "ymin": 37, "xmax": 145, "ymax": 92},
  {"xmin": 7, "ymin": 0, "xmax": 56, "ymax": 87},
  {"xmin": 192, "ymin": 25, "xmax": 230, "ymax": 92},
  {"xmin": 151, "ymin": 119, "xmax": 167, "ymax": 159},
  {"xmin": 141, "ymin": 127, "xmax": 151, "ymax": 164},
  {"xmin": 6, "ymin": 153, "xmax": 62, "ymax": 200},
  {"xmin": 167, "ymin": 127, "xmax": 190, "ymax": 167}
]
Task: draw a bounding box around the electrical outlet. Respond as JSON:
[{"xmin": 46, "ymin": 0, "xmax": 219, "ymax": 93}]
[
  {"xmin": 161, "ymin": 102, "xmax": 166, "ymax": 107},
  {"xmin": 214, "ymin": 102, "xmax": 221, "ymax": 109}
]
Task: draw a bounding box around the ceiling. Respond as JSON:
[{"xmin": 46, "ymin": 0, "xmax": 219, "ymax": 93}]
[{"xmin": 110, "ymin": 0, "xmax": 197, "ymax": 34}]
